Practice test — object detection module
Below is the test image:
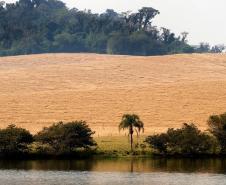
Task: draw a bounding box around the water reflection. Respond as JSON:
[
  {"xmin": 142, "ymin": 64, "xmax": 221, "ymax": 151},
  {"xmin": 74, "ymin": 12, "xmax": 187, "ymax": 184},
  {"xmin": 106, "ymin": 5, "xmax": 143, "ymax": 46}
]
[{"xmin": 0, "ymin": 158, "xmax": 226, "ymax": 173}]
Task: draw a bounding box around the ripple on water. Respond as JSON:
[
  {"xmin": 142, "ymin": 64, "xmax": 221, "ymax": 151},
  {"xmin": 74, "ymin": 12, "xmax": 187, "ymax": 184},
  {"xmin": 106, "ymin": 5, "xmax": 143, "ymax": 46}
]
[{"xmin": 0, "ymin": 170, "xmax": 225, "ymax": 185}]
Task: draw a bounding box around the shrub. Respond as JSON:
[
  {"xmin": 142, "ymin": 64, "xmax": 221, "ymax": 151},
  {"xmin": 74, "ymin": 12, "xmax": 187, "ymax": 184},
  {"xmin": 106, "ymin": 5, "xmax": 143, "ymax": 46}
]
[
  {"xmin": 35, "ymin": 121, "xmax": 97, "ymax": 154},
  {"xmin": 145, "ymin": 133, "xmax": 169, "ymax": 154},
  {"xmin": 208, "ymin": 113, "xmax": 226, "ymax": 153},
  {"xmin": 0, "ymin": 124, "xmax": 33, "ymax": 156},
  {"xmin": 145, "ymin": 123, "xmax": 216, "ymax": 156}
]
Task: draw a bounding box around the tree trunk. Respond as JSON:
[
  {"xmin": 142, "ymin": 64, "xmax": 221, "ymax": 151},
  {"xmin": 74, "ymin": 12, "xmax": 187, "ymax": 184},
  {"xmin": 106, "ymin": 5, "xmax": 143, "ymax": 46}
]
[
  {"xmin": 130, "ymin": 126, "xmax": 134, "ymax": 152},
  {"xmin": 130, "ymin": 132, "xmax": 133, "ymax": 152}
]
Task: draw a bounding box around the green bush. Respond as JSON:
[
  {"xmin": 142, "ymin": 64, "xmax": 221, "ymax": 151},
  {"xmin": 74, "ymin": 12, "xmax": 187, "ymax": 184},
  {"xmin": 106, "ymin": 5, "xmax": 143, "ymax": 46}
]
[
  {"xmin": 208, "ymin": 113, "xmax": 226, "ymax": 154},
  {"xmin": 0, "ymin": 125, "xmax": 33, "ymax": 156},
  {"xmin": 145, "ymin": 123, "xmax": 217, "ymax": 156},
  {"xmin": 35, "ymin": 121, "xmax": 97, "ymax": 154}
]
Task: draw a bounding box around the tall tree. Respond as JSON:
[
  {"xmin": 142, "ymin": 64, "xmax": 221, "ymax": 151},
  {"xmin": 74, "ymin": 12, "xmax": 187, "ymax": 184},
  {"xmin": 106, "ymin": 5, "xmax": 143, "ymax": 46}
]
[
  {"xmin": 119, "ymin": 114, "xmax": 144, "ymax": 152},
  {"xmin": 136, "ymin": 7, "xmax": 159, "ymax": 31}
]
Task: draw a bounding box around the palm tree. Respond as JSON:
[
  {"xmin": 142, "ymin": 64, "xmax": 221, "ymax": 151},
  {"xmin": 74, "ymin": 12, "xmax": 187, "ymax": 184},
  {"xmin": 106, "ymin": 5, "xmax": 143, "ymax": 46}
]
[{"xmin": 119, "ymin": 114, "xmax": 144, "ymax": 152}]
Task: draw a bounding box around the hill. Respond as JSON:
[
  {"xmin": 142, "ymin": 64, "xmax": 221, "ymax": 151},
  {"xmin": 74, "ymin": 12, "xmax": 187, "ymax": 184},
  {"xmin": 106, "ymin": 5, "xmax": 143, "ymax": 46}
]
[{"xmin": 0, "ymin": 53, "xmax": 226, "ymax": 136}]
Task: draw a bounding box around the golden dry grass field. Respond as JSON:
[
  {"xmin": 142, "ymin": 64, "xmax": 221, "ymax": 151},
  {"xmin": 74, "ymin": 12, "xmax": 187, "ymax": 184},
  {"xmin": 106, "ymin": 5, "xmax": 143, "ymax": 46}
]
[{"xmin": 0, "ymin": 53, "xmax": 226, "ymax": 136}]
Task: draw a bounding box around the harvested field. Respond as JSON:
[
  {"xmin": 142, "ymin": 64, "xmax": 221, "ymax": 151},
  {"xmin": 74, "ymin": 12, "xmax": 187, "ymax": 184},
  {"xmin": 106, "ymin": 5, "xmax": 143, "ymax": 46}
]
[{"xmin": 0, "ymin": 53, "xmax": 226, "ymax": 136}]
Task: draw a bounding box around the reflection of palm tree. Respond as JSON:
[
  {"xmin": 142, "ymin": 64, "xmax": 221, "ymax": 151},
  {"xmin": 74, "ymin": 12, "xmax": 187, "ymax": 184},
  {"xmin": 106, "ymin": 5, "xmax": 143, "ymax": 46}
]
[
  {"xmin": 130, "ymin": 159, "xmax": 134, "ymax": 173},
  {"xmin": 119, "ymin": 114, "xmax": 144, "ymax": 152}
]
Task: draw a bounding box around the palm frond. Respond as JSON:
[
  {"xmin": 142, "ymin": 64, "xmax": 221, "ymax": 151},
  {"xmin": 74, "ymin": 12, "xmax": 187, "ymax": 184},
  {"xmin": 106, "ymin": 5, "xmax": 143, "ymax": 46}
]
[{"xmin": 119, "ymin": 114, "xmax": 144, "ymax": 133}]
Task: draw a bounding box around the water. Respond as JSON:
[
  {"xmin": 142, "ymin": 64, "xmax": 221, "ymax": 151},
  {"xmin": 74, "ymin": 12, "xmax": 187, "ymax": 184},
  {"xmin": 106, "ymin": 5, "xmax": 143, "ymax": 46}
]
[{"xmin": 0, "ymin": 158, "xmax": 226, "ymax": 185}]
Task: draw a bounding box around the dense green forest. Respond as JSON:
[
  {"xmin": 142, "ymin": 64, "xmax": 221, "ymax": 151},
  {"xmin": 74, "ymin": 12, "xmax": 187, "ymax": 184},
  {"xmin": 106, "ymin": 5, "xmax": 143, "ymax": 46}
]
[{"xmin": 0, "ymin": 0, "xmax": 224, "ymax": 56}]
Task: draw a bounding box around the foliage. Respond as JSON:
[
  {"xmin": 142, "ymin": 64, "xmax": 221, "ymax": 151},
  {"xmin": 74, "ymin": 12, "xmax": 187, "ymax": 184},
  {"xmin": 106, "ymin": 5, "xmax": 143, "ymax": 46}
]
[
  {"xmin": 208, "ymin": 113, "xmax": 226, "ymax": 154},
  {"xmin": 35, "ymin": 121, "xmax": 96, "ymax": 154},
  {"xmin": 119, "ymin": 114, "xmax": 144, "ymax": 152},
  {"xmin": 145, "ymin": 132, "xmax": 169, "ymax": 154},
  {"xmin": 0, "ymin": 124, "xmax": 33, "ymax": 156},
  {"xmin": 145, "ymin": 123, "xmax": 217, "ymax": 155},
  {"xmin": 210, "ymin": 45, "xmax": 225, "ymax": 53},
  {"xmin": 195, "ymin": 43, "xmax": 225, "ymax": 53},
  {"xmin": 0, "ymin": 0, "xmax": 208, "ymax": 56}
]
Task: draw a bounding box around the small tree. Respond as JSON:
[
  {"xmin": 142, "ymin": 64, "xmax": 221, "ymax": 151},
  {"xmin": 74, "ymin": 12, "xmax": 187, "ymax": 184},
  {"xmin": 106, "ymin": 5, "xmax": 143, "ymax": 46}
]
[
  {"xmin": 0, "ymin": 124, "xmax": 33, "ymax": 156},
  {"xmin": 119, "ymin": 114, "xmax": 144, "ymax": 152},
  {"xmin": 35, "ymin": 121, "xmax": 96, "ymax": 154},
  {"xmin": 208, "ymin": 113, "xmax": 226, "ymax": 153}
]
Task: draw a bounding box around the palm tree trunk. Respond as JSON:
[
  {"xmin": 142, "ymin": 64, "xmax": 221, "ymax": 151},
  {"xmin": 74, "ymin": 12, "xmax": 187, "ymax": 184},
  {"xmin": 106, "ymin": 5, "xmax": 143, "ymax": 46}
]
[
  {"xmin": 130, "ymin": 125, "xmax": 134, "ymax": 152},
  {"xmin": 130, "ymin": 133, "xmax": 133, "ymax": 152}
]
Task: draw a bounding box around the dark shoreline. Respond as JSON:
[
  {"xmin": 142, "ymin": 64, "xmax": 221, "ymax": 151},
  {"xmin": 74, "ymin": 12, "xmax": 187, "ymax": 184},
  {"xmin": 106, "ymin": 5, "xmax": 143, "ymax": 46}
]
[{"xmin": 1, "ymin": 151, "xmax": 226, "ymax": 160}]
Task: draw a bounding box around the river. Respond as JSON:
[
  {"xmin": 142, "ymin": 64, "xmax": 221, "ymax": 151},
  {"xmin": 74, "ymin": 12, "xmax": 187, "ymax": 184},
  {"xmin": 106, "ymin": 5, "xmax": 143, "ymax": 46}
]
[{"xmin": 0, "ymin": 158, "xmax": 226, "ymax": 185}]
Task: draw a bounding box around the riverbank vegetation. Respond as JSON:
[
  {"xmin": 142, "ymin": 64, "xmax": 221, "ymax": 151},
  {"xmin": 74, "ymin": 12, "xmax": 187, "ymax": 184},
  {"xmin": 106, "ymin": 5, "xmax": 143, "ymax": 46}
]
[
  {"xmin": 145, "ymin": 123, "xmax": 217, "ymax": 156},
  {"xmin": 0, "ymin": 121, "xmax": 97, "ymax": 158},
  {"xmin": 34, "ymin": 121, "xmax": 97, "ymax": 156},
  {"xmin": 0, "ymin": 124, "xmax": 33, "ymax": 157},
  {"xmin": 0, "ymin": 0, "xmax": 224, "ymax": 57},
  {"xmin": 145, "ymin": 113, "xmax": 226, "ymax": 157},
  {"xmin": 1, "ymin": 113, "xmax": 226, "ymax": 158}
]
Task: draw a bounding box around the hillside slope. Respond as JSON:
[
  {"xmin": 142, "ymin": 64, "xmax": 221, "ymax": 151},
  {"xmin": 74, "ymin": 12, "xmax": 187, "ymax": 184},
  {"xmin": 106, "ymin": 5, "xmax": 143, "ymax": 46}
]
[{"xmin": 0, "ymin": 53, "xmax": 226, "ymax": 135}]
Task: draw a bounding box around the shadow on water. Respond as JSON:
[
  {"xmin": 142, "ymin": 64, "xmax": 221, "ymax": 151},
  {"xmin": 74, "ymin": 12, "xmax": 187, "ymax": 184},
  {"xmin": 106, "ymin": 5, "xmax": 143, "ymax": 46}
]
[{"xmin": 0, "ymin": 158, "xmax": 226, "ymax": 173}]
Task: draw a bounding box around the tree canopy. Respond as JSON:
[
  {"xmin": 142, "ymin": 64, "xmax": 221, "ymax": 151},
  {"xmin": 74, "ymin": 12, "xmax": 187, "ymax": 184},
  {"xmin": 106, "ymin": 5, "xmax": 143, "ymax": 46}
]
[
  {"xmin": 208, "ymin": 113, "xmax": 226, "ymax": 154},
  {"xmin": 145, "ymin": 123, "xmax": 216, "ymax": 156},
  {"xmin": 0, "ymin": 0, "xmax": 221, "ymax": 57},
  {"xmin": 0, "ymin": 124, "xmax": 33, "ymax": 156},
  {"xmin": 119, "ymin": 114, "xmax": 144, "ymax": 152},
  {"xmin": 35, "ymin": 121, "xmax": 96, "ymax": 154}
]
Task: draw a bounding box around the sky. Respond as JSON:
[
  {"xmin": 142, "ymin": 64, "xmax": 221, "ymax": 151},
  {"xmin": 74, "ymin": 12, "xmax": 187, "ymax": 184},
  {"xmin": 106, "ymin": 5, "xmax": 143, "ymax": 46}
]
[{"xmin": 4, "ymin": 0, "xmax": 226, "ymax": 45}]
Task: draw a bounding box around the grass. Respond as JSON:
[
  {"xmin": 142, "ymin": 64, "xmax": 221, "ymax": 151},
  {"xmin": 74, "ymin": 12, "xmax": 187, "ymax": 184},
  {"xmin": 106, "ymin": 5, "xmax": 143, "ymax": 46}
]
[{"xmin": 95, "ymin": 136, "xmax": 151, "ymax": 157}]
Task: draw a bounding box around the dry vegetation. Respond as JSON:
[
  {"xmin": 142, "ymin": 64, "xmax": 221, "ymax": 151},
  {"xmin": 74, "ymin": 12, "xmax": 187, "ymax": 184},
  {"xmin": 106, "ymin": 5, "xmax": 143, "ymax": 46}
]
[{"xmin": 0, "ymin": 53, "xmax": 226, "ymax": 136}]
